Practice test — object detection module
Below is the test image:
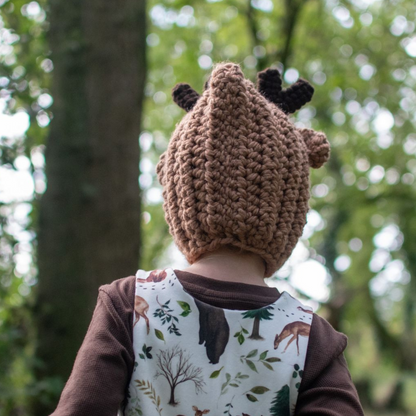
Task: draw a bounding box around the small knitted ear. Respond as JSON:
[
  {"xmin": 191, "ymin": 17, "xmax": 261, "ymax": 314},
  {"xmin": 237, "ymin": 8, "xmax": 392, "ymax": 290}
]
[
  {"xmin": 299, "ymin": 128, "xmax": 330, "ymax": 169},
  {"xmin": 172, "ymin": 83, "xmax": 201, "ymax": 112}
]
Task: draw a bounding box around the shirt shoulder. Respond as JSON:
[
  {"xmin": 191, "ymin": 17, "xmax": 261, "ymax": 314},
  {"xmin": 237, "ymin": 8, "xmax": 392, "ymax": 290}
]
[
  {"xmin": 302, "ymin": 313, "xmax": 348, "ymax": 389},
  {"xmin": 297, "ymin": 314, "xmax": 364, "ymax": 415},
  {"xmin": 98, "ymin": 275, "xmax": 136, "ymax": 323},
  {"xmin": 310, "ymin": 313, "xmax": 347, "ymax": 354}
]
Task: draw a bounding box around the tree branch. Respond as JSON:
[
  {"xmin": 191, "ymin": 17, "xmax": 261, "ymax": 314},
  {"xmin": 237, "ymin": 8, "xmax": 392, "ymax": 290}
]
[
  {"xmin": 244, "ymin": 0, "xmax": 268, "ymax": 70},
  {"xmin": 276, "ymin": 0, "xmax": 305, "ymax": 69}
]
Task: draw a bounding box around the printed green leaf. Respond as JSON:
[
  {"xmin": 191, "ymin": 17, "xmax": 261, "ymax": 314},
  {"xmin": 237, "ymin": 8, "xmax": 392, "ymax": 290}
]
[
  {"xmin": 246, "ymin": 360, "xmax": 258, "ymax": 373},
  {"xmin": 259, "ymin": 350, "xmax": 268, "ymax": 360},
  {"xmin": 139, "ymin": 353, "xmax": 145, "ymax": 359},
  {"xmin": 266, "ymin": 357, "xmax": 281, "ymax": 362},
  {"xmin": 246, "ymin": 349, "xmax": 258, "ymax": 358},
  {"xmin": 293, "ymin": 371, "xmax": 297, "ymax": 378},
  {"xmin": 234, "ymin": 331, "xmax": 241, "ymax": 337},
  {"xmin": 229, "ymin": 383, "xmax": 239, "ymax": 387},
  {"xmin": 239, "ymin": 374, "xmax": 250, "ymax": 379},
  {"xmin": 154, "ymin": 329, "xmax": 165, "ymax": 342},
  {"xmin": 296, "ymin": 382, "xmax": 301, "ymax": 390},
  {"xmin": 210, "ymin": 366, "xmax": 224, "ymax": 378},
  {"xmin": 299, "ymin": 370, "xmax": 304, "ymax": 378},
  {"xmin": 246, "ymin": 394, "xmax": 258, "ymax": 402},
  {"xmin": 180, "ymin": 310, "xmax": 190, "ymax": 317},
  {"xmin": 177, "ymin": 300, "xmax": 190, "ymax": 311},
  {"xmin": 226, "ymin": 372, "xmax": 231, "ymax": 381},
  {"xmin": 221, "ymin": 382, "xmax": 228, "ymax": 391},
  {"xmin": 294, "ymin": 364, "xmax": 300, "ymax": 371},
  {"xmin": 242, "ymin": 328, "xmax": 249, "ymax": 334},
  {"xmin": 262, "ymin": 362, "xmax": 274, "ymax": 371},
  {"xmin": 250, "ymin": 386, "xmax": 270, "ymax": 394},
  {"xmin": 238, "ymin": 334, "xmax": 245, "ymax": 345}
]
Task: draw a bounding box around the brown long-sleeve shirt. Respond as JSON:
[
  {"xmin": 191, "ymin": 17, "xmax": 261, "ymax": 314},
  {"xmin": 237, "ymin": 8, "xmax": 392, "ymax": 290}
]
[{"xmin": 51, "ymin": 270, "xmax": 364, "ymax": 415}]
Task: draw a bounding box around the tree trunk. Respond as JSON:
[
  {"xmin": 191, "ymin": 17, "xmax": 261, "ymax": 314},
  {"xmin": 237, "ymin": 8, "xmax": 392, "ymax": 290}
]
[
  {"xmin": 169, "ymin": 386, "xmax": 177, "ymax": 405},
  {"xmin": 32, "ymin": 0, "xmax": 147, "ymax": 414},
  {"xmin": 249, "ymin": 317, "xmax": 264, "ymax": 340}
]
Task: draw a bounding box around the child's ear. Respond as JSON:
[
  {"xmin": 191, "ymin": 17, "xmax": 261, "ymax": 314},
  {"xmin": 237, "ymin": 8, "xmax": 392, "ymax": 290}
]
[{"xmin": 299, "ymin": 128, "xmax": 330, "ymax": 169}]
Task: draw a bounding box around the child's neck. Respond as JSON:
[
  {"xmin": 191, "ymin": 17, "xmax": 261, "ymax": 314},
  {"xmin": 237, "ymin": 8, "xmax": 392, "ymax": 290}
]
[{"xmin": 181, "ymin": 247, "xmax": 269, "ymax": 287}]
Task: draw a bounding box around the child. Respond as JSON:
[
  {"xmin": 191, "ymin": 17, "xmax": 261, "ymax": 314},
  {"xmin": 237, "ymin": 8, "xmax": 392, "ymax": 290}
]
[{"xmin": 51, "ymin": 62, "xmax": 364, "ymax": 416}]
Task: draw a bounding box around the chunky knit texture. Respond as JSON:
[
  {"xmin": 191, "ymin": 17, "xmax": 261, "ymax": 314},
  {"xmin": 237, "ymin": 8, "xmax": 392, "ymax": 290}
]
[{"xmin": 156, "ymin": 62, "xmax": 330, "ymax": 277}]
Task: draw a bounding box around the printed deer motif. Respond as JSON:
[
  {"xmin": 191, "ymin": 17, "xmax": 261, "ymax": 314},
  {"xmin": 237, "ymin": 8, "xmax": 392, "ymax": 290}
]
[
  {"xmin": 177, "ymin": 405, "xmax": 210, "ymax": 416},
  {"xmin": 297, "ymin": 306, "xmax": 313, "ymax": 315},
  {"xmin": 274, "ymin": 321, "xmax": 310, "ymax": 356},
  {"xmin": 133, "ymin": 295, "xmax": 150, "ymax": 334},
  {"xmin": 137, "ymin": 269, "xmax": 167, "ymax": 284}
]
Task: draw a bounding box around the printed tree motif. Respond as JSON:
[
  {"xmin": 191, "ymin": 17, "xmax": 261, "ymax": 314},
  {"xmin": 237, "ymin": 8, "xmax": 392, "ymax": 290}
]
[
  {"xmin": 155, "ymin": 344, "xmax": 205, "ymax": 406},
  {"xmin": 242, "ymin": 306, "xmax": 274, "ymax": 340},
  {"xmin": 269, "ymin": 384, "xmax": 290, "ymax": 416}
]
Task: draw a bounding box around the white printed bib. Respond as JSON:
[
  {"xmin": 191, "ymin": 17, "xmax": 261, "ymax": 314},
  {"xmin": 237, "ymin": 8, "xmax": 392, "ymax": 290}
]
[{"xmin": 124, "ymin": 268, "xmax": 313, "ymax": 416}]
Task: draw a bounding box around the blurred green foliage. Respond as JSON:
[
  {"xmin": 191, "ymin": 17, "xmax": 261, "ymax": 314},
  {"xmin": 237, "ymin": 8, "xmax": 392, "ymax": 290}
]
[{"xmin": 1, "ymin": 0, "xmax": 416, "ymax": 414}]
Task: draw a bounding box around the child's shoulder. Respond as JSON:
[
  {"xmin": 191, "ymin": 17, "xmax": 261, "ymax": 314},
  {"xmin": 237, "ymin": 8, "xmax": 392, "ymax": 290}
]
[
  {"xmin": 307, "ymin": 313, "xmax": 348, "ymax": 365},
  {"xmin": 98, "ymin": 274, "xmax": 136, "ymax": 310}
]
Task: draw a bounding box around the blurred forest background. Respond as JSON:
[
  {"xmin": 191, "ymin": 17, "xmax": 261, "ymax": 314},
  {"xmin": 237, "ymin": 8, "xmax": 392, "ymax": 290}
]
[{"xmin": 0, "ymin": 0, "xmax": 415, "ymax": 415}]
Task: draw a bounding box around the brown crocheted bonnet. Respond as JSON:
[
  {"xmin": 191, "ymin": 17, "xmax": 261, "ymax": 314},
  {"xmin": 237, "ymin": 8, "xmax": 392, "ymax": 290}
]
[{"xmin": 156, "ymin": 62, "xmax": 330, "ymax": 277}]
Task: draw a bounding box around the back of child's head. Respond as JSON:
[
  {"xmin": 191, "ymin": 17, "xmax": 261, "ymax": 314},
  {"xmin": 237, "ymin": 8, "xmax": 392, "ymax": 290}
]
[{"xmin": 156, "ymin": 62, "xmax": 330, "ymax": 277}]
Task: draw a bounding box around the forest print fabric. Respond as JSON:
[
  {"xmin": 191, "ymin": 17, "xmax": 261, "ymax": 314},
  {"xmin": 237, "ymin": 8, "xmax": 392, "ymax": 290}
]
[{"xmin": 124, "ymin": 268, "xmax": 313, "ymax": 416}]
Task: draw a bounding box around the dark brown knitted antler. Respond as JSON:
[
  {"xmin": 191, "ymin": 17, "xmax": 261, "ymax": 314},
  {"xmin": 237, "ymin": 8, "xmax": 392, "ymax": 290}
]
[
  {"xmin": 257, "ymin": 68, "xmax": 314, "ymax": 114},
  {"xmin": 172, "ymin": 83, "xmax": 201, "ymax": 112}
]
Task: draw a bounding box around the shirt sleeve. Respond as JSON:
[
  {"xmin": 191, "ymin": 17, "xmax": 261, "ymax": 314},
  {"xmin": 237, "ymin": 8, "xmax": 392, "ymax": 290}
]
[
  {"xmin": 50, "ymin": 276, "xmax": 136, "ymax": 416},
  {"xmin": 295, "ymin": 314, "xmax": 364, "ymax": 416}
]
